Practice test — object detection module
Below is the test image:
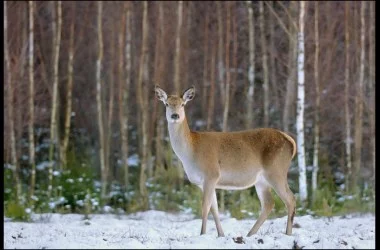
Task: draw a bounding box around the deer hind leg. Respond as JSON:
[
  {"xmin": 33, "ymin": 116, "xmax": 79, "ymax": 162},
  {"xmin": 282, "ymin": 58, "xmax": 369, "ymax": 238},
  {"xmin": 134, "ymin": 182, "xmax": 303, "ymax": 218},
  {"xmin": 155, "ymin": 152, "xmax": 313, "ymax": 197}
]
[
  {"xmin": 247, "ymin": 181, "xmax": 274, "ymax": 236},
  {"xmin": 264, "ymin": 173, "xmax": 296, "ymax": 235},
  {"xmin": 210, "ymin": 190, "xmax": 225, "ymax": 237}
]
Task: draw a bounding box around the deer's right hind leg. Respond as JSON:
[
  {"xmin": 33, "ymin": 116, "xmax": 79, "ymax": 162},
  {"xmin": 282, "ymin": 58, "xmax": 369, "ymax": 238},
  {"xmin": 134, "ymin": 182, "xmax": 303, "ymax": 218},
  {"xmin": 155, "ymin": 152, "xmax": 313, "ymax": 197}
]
[
  {"xmin": 247, "ymin": 181, "xmax": 274, "ymax": 236},
  {"xmin": 264, "ymin": 172, "xmax": 296, "ymax": 235}
]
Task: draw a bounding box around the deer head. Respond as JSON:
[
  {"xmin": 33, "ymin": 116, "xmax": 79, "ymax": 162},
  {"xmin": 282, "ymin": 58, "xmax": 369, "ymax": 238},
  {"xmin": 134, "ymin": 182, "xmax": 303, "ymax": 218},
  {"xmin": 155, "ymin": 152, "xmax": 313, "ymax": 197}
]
[{"xmin": 154, "ymin": 86, "xmax": 195, "ymax": 124}]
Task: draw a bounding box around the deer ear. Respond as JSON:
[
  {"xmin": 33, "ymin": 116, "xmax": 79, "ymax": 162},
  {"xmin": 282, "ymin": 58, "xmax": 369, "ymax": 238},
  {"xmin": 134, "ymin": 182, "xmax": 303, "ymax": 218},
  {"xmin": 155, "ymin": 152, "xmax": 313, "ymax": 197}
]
[
  {"xmin": 182, "ymin": 86, "xmax": 195, "ymax": 104},
  {"xmin": 154, "ymin": 86, "xmax": 168, "ymax": 103}
]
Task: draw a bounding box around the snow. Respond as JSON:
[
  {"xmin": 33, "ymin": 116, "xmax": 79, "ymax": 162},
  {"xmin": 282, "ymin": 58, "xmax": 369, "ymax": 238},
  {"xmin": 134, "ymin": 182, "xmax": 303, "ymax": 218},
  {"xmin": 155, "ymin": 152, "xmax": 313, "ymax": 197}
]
[{"xmin": 4, "ymin": 210, "xmax": 374, "ymax": 249}]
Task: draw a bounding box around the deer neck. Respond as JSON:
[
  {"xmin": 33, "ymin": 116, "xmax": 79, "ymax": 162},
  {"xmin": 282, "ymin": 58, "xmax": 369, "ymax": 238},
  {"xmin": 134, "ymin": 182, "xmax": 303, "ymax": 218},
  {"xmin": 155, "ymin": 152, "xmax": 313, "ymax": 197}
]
[{"xmin": 168, "ymin": 116, "xmax": 193, "ymax": 160}]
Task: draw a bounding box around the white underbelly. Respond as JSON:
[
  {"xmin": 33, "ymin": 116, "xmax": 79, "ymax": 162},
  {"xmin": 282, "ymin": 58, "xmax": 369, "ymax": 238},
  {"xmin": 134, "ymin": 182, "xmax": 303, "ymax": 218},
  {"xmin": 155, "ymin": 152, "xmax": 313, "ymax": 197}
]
[{"xmin": 216, "ymin": 170, "xmax": 263, "ymax": 190}]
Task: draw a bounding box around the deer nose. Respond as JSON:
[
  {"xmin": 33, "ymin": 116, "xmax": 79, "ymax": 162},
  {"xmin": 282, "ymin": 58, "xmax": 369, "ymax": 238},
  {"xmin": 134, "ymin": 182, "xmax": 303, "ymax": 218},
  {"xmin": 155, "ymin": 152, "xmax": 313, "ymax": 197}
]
[{"xmin": 171, "ymin": 113, "xmax": 179, "ymax": 120}]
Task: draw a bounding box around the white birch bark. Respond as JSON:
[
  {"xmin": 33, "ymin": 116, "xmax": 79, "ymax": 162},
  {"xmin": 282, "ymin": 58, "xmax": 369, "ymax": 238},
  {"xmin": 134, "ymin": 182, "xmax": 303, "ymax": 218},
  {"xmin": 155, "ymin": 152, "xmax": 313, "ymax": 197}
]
[
  {"xmin": 344, "ymin": 2, "xmax": 352, "ymax": 191},
  {"xmin": 96, "ymin": 1, "xmax": 107, "ymax": 201},
  {"xmin": 216, "ymin": 1, "xmax": 225, "ymax": 104},
  {"xmin": 28, "ymin": 0, "xmax": 36, "ymax": 201},
  {"xmin": 246, "ymin": 0, "xmax": 255, "ymax": 129},
  {"xmin": 296, "ymin": 1, "xmax": 307, "ymax": 204},
  {"xmin": 48, "ymin": 0, "xmax": 62, "ymax": 199},
  {"xmin": 312, "ymin": 1, "xmax": 320, "ymax": 198},
  {"xmin": 61, "ymin": 2, "xmax": 76, "ymax": 167}
]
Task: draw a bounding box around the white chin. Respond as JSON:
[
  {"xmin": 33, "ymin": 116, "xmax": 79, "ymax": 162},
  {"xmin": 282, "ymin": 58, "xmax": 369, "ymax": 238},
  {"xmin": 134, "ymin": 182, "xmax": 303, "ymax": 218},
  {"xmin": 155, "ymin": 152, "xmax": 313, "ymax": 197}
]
[{"xmin": 170, "ymin": 119, "xmax": 180, "ymax": 123}]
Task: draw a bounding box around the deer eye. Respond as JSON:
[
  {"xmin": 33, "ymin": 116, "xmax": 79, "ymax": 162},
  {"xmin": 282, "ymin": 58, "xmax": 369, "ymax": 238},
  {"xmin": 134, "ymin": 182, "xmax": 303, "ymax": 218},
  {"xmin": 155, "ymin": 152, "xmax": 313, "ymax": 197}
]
[
  {"xmin": 165, "ymin": 103, "xmax": 168, "ymax": 107},
  {"xmin": 181, "ymin": 103, "xmax": 184, "ymax": 107}
]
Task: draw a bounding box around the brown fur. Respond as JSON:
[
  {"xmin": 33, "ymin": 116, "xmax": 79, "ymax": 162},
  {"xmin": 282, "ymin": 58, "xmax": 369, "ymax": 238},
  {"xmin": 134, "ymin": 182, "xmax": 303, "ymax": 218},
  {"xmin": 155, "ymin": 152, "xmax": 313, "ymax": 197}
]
[{"xmin": 154, "ymin": 86, "xmax": 297, "ymax": 237}]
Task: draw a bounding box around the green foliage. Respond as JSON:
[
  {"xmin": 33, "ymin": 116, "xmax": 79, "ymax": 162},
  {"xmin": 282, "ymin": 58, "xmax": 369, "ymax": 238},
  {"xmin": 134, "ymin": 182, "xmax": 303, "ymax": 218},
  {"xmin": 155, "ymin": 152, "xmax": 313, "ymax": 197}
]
[
  {"xmin": 148, "ymin": 166, "xmax": 203, "ymax": 215},
  {"xmin": 5, "ymin": 201, "xmax": 30, "ymax": 221}
]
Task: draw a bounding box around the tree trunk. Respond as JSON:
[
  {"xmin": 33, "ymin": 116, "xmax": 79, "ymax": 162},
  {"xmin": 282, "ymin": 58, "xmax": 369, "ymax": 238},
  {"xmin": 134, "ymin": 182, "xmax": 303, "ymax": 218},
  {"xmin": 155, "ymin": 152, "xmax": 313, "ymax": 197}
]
[
  {"xmin": 222, "ymin": 1, "xmax": 231, "ymax": 133},
  {"xmin": 259, "ymin": 1, "xmax": 269, "ymax": 127},
  {"xmin": 137, "ymin": 1, "xmax": 149, "ymax": 210},
  {"xmin": 283, "ymin": 1, "xmax": 297, "ymax": 133},
  {"xmin": 61, "ymin": 2, "xmax": 76, "ymax": 168},
  {"xmin": 312, "ymin": 1, "xmax": 320, "ymax": 201},
  {"xmin": 296, "ymin": 1, "xmax": 307, "ymax": 205},
  {"xmin": 28, "ymin": 0, "xmax": 36, "ymax": 202},
  {"xmin": 5, "ymin": 1, "xmax": 22, "ymax": 203},
  {"xmin": 153, "ymin": 2, "xmax": 164, "ymax": 176},
  {"xmin": 173, "ymin": 1, "xmax": 185, "ymax": 185},
  {"xmin": 216, "ymin": 1, "xmax": 225, "ymax": 105},
  {"xmin": 344, "ymin": 1, "xmax": 352, "ymax": 192},
  {"xmin": 206, "ymin": 37, "xmax": 216, "ymax": 130},
  {"xmin": 105, "ymin": 24, "xmax": 115, "ymax": 183},
  {"xmin": 48, "ymin": 0, "xmax": 62, "ymax": 199},
  {"xmin": 119, "ymin": 1, "xmax": 131, "ymax": 189},
  {"xmin": 368, "ymin": 1, "xmax": 375, "ymax": 188},
  {"xmin": 245, "ymin": 0, "xmax": 255, "ymax": 129},
  {"xmin": 96, "ymin": 1, "xmax": 107, "ymax": 202},
  {"xmin": 202, "ymin": 12, "xmax": 209, "ymax": 118},
  {"xmin": 352, "ymin": 1, "xmax": 365, "ymax": 193},
  {"xmin": 269, "ymin": 1, "xmax": 279, "ymax": 111},
  {"xmin": 174, "ymin": 1, "xmax": 183, "ymax": 94},
  {"xmin": 220, "ymin": 1, "xmax": 232, "ymax": 213}
]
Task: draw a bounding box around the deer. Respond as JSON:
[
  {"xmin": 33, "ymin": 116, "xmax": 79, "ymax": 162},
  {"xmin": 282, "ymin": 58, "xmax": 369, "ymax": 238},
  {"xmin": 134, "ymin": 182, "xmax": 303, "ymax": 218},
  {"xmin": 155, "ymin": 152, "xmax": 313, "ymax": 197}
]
[{"xmin": 154, "ymin": 85, "xmax": 297, "ymax": 237}]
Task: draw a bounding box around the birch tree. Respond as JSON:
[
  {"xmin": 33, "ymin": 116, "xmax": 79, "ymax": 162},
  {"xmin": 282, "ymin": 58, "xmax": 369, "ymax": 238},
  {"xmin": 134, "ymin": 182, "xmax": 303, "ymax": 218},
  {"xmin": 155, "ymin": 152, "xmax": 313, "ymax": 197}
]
[
  {"xmin": 48, "ymin": 0, "xmax": 62, "ymax": 199},
  {"xmin": 137, "ymin": 1, "xmax": 149, "ymax": 209},
  {"xmin": 245, "ymin": 0, "xmax": 255, "ymax": 129},
  {"xmin": 96, "ymin": 1, "xmax": 107, "ymax": 201},
  {"xmin": 174, "ymin": 1, "xmax": 183, "ymax": 94},
  {"xmin": 202, "ymin": 11, "xmax": 209, "ymax": 116},
  {"xmin": 28, "ymin": 0, "xmax": 36, "ymax": 201},
  {"xmin": 311, "ymin": 1, "xmax": 320, "ymax": 200},
  {"xmin": 119, "ymin": 1, "xmax": 131, "ymax": 189},
  {"xmin": 344, "ymin": 1, "xmax": 352, "ymax": 191},
  {"xmin": 296, "ymin": 1, "xmax": 307, "ymax": 204},
  {"xmin": 61, "ymin": 2, "xmax": 76, "ymax": 167},
  {"xmin": 368, "ymin": 1, "xmax": 375, "ymax": 187},
  {"xmin": 216, "ymin": 1, "xmax": 225, "ymax": 104},
  {"xmin": 222, "ymin": 1, "xmax": 231, "ymax": 133},
  {"xmin": 5, "ymin": 0, "xmax": 22, "ymax": 203},
  {"xmin": 352, "ymin": 1, "xmax": 365, "ymax": 193},
  {"xmin": 259, "ymin": 1, "xmax": 269, "ymax": 127}
]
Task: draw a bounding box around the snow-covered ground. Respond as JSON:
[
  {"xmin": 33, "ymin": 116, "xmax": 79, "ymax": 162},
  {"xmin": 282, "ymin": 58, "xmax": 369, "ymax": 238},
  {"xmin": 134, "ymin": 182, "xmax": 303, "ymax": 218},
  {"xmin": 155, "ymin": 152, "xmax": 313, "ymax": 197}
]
[{"xmin": 4, "ymin": 210, "xmax": 375, "ymax": 249}]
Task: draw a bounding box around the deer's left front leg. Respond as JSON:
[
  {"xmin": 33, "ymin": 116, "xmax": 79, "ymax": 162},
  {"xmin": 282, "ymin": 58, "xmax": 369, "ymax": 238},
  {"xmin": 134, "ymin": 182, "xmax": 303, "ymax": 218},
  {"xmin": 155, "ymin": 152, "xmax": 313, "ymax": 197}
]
[{"xmin": 200, "ymin": 179, "xmax": 218, "ymax": 235}]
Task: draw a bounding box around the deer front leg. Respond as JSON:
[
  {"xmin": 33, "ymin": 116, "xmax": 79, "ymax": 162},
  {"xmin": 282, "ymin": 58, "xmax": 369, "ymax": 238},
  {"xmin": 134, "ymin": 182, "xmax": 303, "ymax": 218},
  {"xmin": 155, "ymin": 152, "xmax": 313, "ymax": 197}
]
[
  {"xmin": 210, "ymin": 190, "xmax": 225, "ymax": 237},
  {"xmin": 200, "ymin": 180, "xmax": 217, "ymax": 235}
]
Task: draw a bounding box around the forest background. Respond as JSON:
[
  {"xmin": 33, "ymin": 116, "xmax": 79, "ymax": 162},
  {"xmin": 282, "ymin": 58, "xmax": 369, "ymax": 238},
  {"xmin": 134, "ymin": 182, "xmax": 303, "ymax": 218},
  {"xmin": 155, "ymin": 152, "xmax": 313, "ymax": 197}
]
[{"xmin": 4, "ymin": 1, "xmax": 375, "ymax": 221}]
